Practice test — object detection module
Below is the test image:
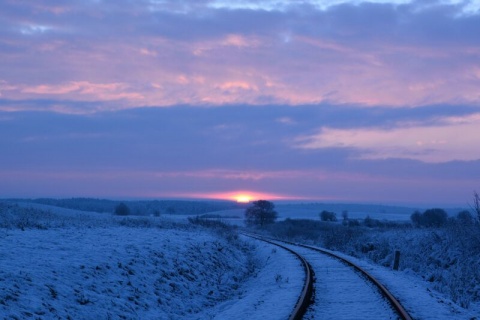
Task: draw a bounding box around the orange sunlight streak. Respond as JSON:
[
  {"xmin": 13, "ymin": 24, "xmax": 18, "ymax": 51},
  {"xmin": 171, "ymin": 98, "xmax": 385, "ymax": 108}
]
[{"xmin": 187, "ymin": 191, "xmax": 299, "ymax": 202}]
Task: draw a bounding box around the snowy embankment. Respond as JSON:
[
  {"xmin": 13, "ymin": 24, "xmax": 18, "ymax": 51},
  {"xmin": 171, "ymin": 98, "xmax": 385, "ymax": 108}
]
[
  {"xmin": 1, "ymin": 227, "xmax": 252, "ymax": 319},
  {"xmin": 0, "ymin": 202, "xmax": 303, "ymax": 319},
  {"xmin": 319, "ymin": 247, "xmax": 480, "ymax": 319}
]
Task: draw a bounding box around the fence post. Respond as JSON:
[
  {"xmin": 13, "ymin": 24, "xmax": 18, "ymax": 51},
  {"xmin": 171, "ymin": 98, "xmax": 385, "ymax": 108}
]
[{"xmin": 393, "ymin": 250, "xmax": 401, "ymax": 270}]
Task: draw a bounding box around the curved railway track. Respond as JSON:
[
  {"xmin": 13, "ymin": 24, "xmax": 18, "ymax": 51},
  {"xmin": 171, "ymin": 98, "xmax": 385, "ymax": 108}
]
[
  {"xmin": 244, "ymin": 233, "xmax": 413, "ymax": 320},
  {"xmin": 244, "ymin": 233, "xmax": 314, "ymax": 320}
]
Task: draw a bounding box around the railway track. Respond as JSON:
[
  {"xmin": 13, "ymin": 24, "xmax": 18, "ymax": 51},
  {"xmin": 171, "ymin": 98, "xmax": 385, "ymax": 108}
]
[
  {"xmin": 244, "ymin": 233, "xmax": 412, "ymax": 320},
  {"xmin": 244, "ymin": 233, "xmax": 314, "ymax": 320}
]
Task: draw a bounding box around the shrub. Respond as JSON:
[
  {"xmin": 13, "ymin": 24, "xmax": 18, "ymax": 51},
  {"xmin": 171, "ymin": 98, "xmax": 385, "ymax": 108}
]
[
  {"xmin": 410, "ymin": 210, "xmax": 422, "ymax": 227},
  {"xmin": 320, "ymin": 210, "xmax": 337, "ymax": 222},
  {"xmin": 114, "ymin": 203, "xmax": 130, "ymax": 216},
  {"xmin": 410, "ymin": 208, "xmax": 448, "ymax": 228},
  {"xmin": 0, "ymin": 203, "xmax": 62, "ymax": 230},
  {"xmin": 347, "ymin": 219, "xmax": 361, "ymax": 227},
  {"xmin": 364, "ymin": 215, "xmax": 382, "ymax": 228},
  {"xmin": 423, "ymin": 208, "xmax": 448, "ymax": 227},
  {"xmin": 117, "ymin": 217, "xmax": 154, "ymax": 228},
  {"xmin": 456, "ymin": 210, "xmax": 475, "ymax": 226}
]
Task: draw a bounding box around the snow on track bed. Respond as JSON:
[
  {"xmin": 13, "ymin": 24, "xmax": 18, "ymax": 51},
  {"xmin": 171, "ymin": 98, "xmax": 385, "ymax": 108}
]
[
  {"xmin": 241, "ymin": 234, "xmax": 313, "ymax": 320},
  {"xmin": 329, "ymin": 250, "xmax": 480, "ymax": 319},
  {"xmin": 201, "ymin": 235, "xmax": 305, "ymax": 320},
  {"xmin": 267, "ymin": 239, "xmax": 401, "ymax": 320}
]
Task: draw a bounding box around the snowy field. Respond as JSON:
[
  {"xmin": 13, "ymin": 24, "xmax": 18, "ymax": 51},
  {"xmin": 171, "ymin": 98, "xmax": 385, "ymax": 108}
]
[
  {"xmin": 272, "ymin": 202, "xmax": 469, "ymax": 222},
  {"xmin": 193, "ymin": 205, "xmax": 415, "ymax": 226},
  {"xmin": 203, "ymin": 202, "xmax": 467, "ymax": 224},
  {"xmin": 0, "ymin": 202, "xmax": 302, "ymax": 319},
  {"xmin": 1, "ymin": 200, "xmax": 479, "ymax": 319}
]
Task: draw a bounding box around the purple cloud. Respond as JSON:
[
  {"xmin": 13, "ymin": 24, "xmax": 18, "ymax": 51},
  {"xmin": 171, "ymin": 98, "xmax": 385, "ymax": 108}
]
[
  {"xmin": 1, "ymin": 1, "xmax": 479, "ymax": 205},
  {"xmin": 0, "ymin": 0, "xmax": 479, "ymax": 108},
  {"xmin": 0, "ymin": 105, "xmax": 479, "ymax": 204}
]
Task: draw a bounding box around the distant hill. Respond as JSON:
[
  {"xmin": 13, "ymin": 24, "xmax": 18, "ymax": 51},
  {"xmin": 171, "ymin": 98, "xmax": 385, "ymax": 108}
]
[{"xmin": 5, "ymin": 198, "xmax": 240, "ymax": 216}]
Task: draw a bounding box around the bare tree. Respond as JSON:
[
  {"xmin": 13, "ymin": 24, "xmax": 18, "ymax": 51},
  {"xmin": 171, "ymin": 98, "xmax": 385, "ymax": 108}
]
[
  {"xmin": 341, "ymin": 210, "xmax": 349, "ymax": 225},
  {"xmin": 472, "ymin": 191, "xmax": 480, "ymax": 223},
  {"xmin": 245, "ymin": 200, "xmax": 277, "ymax": 227}
]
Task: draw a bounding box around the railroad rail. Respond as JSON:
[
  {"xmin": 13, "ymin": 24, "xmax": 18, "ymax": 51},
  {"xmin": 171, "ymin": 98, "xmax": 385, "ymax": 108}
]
[
  {"xmin": 245, "ymin": 233, "xmax": 413, "ymax": 320},
  {"xmin": 243, "ymin": 233, "xmax": 314, "ymax": 320},
  {"xmin": 294, "ymin": 241, "xmax": 413, "ymax": 320}
]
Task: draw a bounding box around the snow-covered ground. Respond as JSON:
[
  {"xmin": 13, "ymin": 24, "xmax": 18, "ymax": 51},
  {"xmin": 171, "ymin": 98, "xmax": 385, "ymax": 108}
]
[
  {"xmin": 270, "ymin": 240, "xmax": 399, "ymax": 319},
  {"xmin": 0, "ymin": 202, "xmax": 303, "ymax": 319},
  {"xmin": 197, "ymin": 235, "xmax": 304, "ymax": 319},
  {"xmin": 302, "ymin": 245, "xmax": 480, "ymax": 319},
  {"xmin": 273, "ymin": 203, "xmax": 418, "ymax": 222},
  {"xmin": 2, "ymin": 201, "xmax": 478, "ymax": 319},
  {"xmin": 1, "ymin": 227, "xmax": 252, "ymax": 319},
  {"xmin": 208, "ymin": 205, "xmax": 414, "ymax": 225}
]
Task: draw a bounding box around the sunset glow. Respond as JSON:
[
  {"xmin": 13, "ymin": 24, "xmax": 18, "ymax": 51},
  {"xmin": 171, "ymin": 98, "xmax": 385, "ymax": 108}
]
[
  {"xmin": 235, "ymin": 195, "xmax": 252, "ymax": 203},
  {"xmin": 183, "ymin": 191, "xmax": 296, "ymax": 203}
]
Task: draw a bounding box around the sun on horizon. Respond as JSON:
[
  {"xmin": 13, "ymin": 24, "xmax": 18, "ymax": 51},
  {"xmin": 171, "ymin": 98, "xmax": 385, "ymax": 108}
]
[
  {"xmin": 183, "ymin": 190, "xmax": 300, "ymax": 203},
  {"xmin": 235, "ymin": 194, "xmax": 252, "ymax": 203},
  {"xmin": 228, "ymin": 191, "xmax": 287, "ymax": 203}
]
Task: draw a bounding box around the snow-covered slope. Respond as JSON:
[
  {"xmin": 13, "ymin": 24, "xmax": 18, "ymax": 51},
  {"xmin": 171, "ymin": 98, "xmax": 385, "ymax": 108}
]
[
  {"xmin": 1, "ymin": 227, "xmax": 254, "ymax": 319},
  {"xmin": 0, "ymin": 202, "xmax": 304, "ymax": 319}
]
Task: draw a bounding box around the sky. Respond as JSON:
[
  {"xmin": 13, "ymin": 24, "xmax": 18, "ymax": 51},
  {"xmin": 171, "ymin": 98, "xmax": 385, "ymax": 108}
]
[{"xmin": 1, "ymin": 0, "xmax": 480, "ymax": 206}]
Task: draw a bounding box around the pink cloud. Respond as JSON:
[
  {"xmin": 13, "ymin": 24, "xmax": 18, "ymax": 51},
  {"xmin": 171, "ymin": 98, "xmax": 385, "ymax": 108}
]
[
  {"xmin": 193, "ymin": 34, "xmax": 261, "ymax": 56},
  {"xmin": 296, "ymin": 114, "xmax": 480, "ymax": 162},
  {"xmin": 216, "ymin": 81, "xmax": 258, "ymax": 91},
  {"xmin": 2, "ymin": 2, "xmax": 480, "ymax": 112},
  {"xmin": 222, "ymin": 34, "xmax": 259, "ymax": 48},
  {"xmin": 151, "ymin": 169, "xmax": 309, "ymax": 181},
  {"xmin": 2, "ymin": 81, "xmax": 145, "ymax": 107}
]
